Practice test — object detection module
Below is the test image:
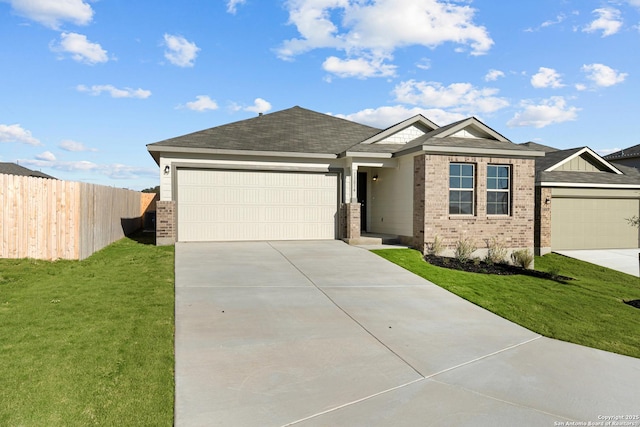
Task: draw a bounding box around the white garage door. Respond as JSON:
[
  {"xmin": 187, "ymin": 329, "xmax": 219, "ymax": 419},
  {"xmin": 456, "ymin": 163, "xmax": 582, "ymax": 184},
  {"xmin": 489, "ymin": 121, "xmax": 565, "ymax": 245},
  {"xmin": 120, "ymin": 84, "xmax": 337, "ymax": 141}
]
[
  {"xmin": 552, "ymin": 198, "xmax": 639, "ymax": 250},
  {"xmin": 177, "ymin": 169, "xmax": 338, "ymax": 242}
]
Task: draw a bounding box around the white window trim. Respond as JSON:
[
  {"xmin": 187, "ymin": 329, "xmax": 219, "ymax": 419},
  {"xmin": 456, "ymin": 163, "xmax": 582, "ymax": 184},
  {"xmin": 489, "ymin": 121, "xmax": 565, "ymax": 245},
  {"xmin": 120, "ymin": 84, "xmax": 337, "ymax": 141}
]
[
  {"xmin": 487, "ymin": 164, "xmax": 511, "ymax": 216},
  {"xmin": 449, "ymin": 162, "xmax": 475, "ymax": 216}
]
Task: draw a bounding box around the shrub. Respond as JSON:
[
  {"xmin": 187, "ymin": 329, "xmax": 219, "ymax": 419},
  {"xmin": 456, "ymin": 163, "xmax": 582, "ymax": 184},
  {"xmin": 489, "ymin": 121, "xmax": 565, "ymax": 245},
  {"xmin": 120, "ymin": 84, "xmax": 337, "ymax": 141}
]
[
  {"xmin": 425, "ymin": 235, "xmax": 445, "ymax": 256},
  {"xmin": 511, "ymin": 248, "xmax": 534, "ymax": 269},
  {"xmin": 454, "ymin": 238, "xmax": 476, "ymax": 263},
  {"xmin": 485, "ymin": 237, "xmax": 508, "ymax": 265}
]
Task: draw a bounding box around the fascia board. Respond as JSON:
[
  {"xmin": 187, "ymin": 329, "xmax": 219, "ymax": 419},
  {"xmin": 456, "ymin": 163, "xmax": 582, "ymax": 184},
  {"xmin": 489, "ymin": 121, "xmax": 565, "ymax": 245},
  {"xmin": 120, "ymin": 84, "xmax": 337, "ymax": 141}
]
[
  {"xmin": 147, "ymin": 145, "xmax": 337, "ymax": 159},
  {"xmin": 433, "ymin": 118, "xmax": 511, "ymax": 142},
  {"xmin": 537, "ymin": 181, "xmax": 640, "ymax": 189},
  {"xmin": 544, "ymin": 147, "xmax": 623, "ymax": 174},
  {"xmin": 342, "ymin": 151, "xmax": 393, "ymax": 158},
  {"xmin": 399, "ymin": 145, "xmax": 545, "ymax": 157}
]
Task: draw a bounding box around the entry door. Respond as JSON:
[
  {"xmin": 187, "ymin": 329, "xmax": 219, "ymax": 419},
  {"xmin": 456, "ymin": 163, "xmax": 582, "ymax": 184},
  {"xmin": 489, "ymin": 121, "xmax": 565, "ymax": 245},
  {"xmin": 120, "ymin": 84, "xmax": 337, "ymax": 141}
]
[{"xmin": 357, "ymin": 172, "xmax": 367, "ymax": 232}]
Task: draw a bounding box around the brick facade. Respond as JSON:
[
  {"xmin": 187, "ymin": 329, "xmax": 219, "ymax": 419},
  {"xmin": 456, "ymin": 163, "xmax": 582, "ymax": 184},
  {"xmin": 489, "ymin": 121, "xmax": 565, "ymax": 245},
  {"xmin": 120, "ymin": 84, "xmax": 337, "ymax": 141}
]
[
  {"xmin": 535, "ymin": 187, "xmax": 552, "ymax": 255},
  {"xmin": 414, "ymin": 154, "xmax": 536, "ymax": 258},
  {"xmin": 156, "ymin": 200, "xmax": 176, "ymax": 246}
]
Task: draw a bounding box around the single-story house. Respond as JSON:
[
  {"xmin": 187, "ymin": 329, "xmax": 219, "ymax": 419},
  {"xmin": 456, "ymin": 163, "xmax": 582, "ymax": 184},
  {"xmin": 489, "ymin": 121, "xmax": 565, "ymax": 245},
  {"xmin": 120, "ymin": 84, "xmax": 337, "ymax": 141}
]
[
  {"xmin": 147, "ymin": 106, "xmax": 545, "ymax": 258},
  {"xmin": 522, "ymin": 142, "xmax": 640, "ymax": 253},
  {"xmin": 604, "ymin": 144, "xmax": 640, "ymax": 171},
  {"xmin": 0, "ymin": 162, "xmax": 56, "ymax": 179}
]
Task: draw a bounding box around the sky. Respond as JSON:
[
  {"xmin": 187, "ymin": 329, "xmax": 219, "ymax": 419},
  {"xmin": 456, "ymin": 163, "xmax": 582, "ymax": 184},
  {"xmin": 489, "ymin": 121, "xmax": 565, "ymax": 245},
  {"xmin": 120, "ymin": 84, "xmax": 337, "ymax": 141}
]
[{"xmin": 1, "ymin": 0, "xmax": 638, "ymax": 190}]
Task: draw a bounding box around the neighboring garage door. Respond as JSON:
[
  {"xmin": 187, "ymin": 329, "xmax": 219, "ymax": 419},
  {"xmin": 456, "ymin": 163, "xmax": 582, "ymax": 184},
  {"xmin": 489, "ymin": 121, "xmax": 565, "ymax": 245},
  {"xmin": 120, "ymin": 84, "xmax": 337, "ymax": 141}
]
[
  {"xmin": 552, "ymin": 198, "xmax": 640, "ymax": 250},
  {"xmin": 177, "ymin": 169, "xmax": 338, "ymax": 242}
]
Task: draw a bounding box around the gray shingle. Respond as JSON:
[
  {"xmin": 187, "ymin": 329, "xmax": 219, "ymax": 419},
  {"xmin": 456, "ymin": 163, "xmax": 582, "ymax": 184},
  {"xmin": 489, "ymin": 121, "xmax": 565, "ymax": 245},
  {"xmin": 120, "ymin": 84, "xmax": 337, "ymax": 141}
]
[
  {"xmin": 604, "ymin": 143, "xmax": 640, "ymax": 160},
  {"xmin": 0, "ymin": 163, "xmax": 56, "ymax": 179},
  {"xmin": 538, "ymin": 170, "xmax": 640, "ymax": 185},
  {"xmin": 148, "ymin": 106, "xmax": 381, "ymax": 154}
]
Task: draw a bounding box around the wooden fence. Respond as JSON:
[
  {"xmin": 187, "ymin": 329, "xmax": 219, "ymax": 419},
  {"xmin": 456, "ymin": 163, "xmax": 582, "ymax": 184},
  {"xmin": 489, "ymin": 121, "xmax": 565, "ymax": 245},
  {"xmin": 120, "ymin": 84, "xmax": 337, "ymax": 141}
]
[{"xmin": 0, "ymin": 174, "xmax": 153, "ymax": 260}]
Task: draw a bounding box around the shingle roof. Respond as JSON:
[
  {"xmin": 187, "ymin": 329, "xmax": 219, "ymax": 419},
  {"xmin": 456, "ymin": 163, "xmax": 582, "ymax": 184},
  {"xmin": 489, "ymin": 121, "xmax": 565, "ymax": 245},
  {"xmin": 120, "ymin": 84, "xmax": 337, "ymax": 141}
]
[
  {"xmin": 604, "ymin": 143, "xmax": 640, "ymax": 160},
  {"xmin": 0, "ymin": 163, "xmax": 56, "ymax": 179},
  {"xmin": 534, "ymin": 147, "xmax": 584, "ymax": 172},
  {"xmin": 538, "ymin": 170, "xmax": 640, "ymax": 186},
  {"xmin": 519, "ymin": 141, "xmax": 558, "ymax": 153},
  {"xmin": 147, "ymin": 106, "xmax": 381, "ymax": 155}
]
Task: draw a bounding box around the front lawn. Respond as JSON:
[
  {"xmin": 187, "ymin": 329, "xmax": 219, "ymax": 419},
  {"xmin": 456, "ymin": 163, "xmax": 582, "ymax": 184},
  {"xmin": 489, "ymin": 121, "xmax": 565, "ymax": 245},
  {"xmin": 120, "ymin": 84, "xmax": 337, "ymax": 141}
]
[
  {"xmin": 0, "ymin": 233, "xmax": 175, "ymax": 426},
  {"xmin": 373, "ymin": 249, "xmax": 640, "ymax": 359}
]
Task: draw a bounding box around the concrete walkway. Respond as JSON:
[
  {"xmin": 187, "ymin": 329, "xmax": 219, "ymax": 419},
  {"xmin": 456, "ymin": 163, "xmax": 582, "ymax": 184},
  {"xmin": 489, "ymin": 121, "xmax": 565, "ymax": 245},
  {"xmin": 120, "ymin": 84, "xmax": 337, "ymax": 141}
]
[
  {"xmin": 175, "ymin": 241, "xmax": 640, "ymax": 427},
  {"xmin": 555, "ymin": 248, "xmax": 640, "ymax": 277}
]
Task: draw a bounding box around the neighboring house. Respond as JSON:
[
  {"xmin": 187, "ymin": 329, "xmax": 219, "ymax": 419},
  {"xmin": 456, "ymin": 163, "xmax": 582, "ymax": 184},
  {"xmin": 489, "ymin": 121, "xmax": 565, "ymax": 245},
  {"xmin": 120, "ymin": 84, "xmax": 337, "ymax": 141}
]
[
  {"xmin": 522, "ymin": 142, "xmax": 640, "ymax": 253},
  {"xmin": 604, "ymin": 144, "xmax": 640, "ymax": 171},
  {"xmin": 147, "ymin": 106, "xmax": 544, "ymax": 258},
  {"xmin": 0, "ymin": 162, "xmax": 56, "ymax": 179}
]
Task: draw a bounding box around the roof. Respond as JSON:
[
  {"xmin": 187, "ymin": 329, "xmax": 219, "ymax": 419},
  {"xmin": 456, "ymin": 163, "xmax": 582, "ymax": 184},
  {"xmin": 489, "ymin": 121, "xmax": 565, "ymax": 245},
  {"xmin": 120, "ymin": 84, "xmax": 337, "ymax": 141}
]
[
  {"xmin": 0, "ymin": 163, "xmax": 56, "ymax": 179},
  {"xmin": 604, "ymin": 143, "xmax": 640, "ymax": 160},
  {"xmin": 534, "ymin": 147, "xmax": 640, "ymax": 187},
  {"xmin": 147, "ymin": 106, "xmax": 381, "ymax": 161},
  {"xmin": 519, "ymin": 141, "xmax": 559, "ymax": 153}
]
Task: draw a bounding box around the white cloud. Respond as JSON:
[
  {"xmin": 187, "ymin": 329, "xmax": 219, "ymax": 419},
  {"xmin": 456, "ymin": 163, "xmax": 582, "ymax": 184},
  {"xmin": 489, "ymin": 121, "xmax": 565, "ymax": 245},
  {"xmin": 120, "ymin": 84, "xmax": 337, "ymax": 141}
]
[
  {"xmin": 5, "ymin": 0, "xmax": 93, "ymax": 29},
  {"xmin": 77, "ymin": 84, "xmax": 152, "ymax": 99},
  {"xmin": 163, "ymin": 34, "xmax": 200, "ymax": 67},
  {"xmin": 416, "ymin": 58, "xmax": 431, "ymax": 70},
  {"xmin": 530, "ymin": 67, "xmax": 564, "ymax": 89},
  {"xmin": 50, "ymin": 32, "xmax": 109, "ymax": 65},
  {"xmin": 244, "ymin": 98, "xmax": 272, "ymax": 114},
  {"xmin": 183, "ymin": 95, "xmax": 219, "ymax": 112},
  {"xmin": 0, "ymin": 123, "xmax": 41, "ymax": 146},
  {"xmin": 581, "ymin": 63, "xmax": 627, "ymax": 87},
  {"xmin": 583, "ymin": 8, "xmax": 623, "ymax": 37},
  {"xmin": 507, "ymin": 96, "xmax": 579, "ymax": 128},
  {"xmin": 20, "ymin": 158, "xmax": 157, "ymax": 179},
  {"xmin": 35, "ymin": 151, "xmax": 56, "ymax": 161},
  {"xmin": 226, "ymin": 0, "xmax": 246, "ymax": 14},
  {"xmin": 393, "ymin": 80, "xmax": 509, "ymax": 114},
  {"xmin": 333, "ymin": 105, "xmax": 465, "ymax": 128},
  {"xmin": 59, "ymin": 139, "xmax": 96, "ymax": 152},
  {"xmin": 322, "ymin": 56, "xmax": 396, "ymax": 78},
  {"xmin": 484, "ymin": 69, "xmax": 505, "ymax": 82},
  {"xmin": 595, "ymin": 147, "xmax": 622, "ymax": 156},
  {"xmin": 575, "ymin": 83, "xmax": 587, "ymax": 91},
  {"xmin": 277, "ymin": 0, "xmax": 493, "ymax": 78}
]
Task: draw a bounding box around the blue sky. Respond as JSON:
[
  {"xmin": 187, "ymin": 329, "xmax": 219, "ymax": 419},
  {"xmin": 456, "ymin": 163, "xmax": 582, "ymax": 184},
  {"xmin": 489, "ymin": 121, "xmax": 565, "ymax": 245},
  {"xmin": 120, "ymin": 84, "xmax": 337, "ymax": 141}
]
[{"xmin": 1, "ymin": 0, "xmax": 638, "ymax": 190}]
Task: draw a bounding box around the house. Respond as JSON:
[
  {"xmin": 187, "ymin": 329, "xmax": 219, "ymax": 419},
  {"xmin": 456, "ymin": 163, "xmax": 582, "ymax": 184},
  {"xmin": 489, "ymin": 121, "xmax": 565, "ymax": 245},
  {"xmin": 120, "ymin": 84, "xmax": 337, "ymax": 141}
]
[
  {"xmin": 522, "ymin": 142, "xmax": 640, "ymax": 253},
  {"xmin": 604, "ymin": 144, "xmax": 640, "ymax": 171},
  {"xmin": 0, "ymin": 162, "xmax": 56, "ymax": 179},
  {"xmin": 147, "ymin": 106, "xmax": 544, "ymax": 258}
]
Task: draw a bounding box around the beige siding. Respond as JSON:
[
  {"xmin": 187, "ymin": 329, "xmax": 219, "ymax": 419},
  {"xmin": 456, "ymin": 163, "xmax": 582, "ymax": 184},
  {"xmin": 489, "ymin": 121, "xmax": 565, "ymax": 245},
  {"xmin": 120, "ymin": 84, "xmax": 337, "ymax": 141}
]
[
  {"xmin": 555, "ymin": 155, "xmax": 607, "ymax": 172},
  {"xmin": 368, "ymin": 155, "xmax": 414, "ymax": 236},
  {"xmin": 551, "ymin": 197, "xmax": 639, "ymax": 249},
  {"xmin": 176, "ymin": 169, "xmax": 338, "ymax": 241}
]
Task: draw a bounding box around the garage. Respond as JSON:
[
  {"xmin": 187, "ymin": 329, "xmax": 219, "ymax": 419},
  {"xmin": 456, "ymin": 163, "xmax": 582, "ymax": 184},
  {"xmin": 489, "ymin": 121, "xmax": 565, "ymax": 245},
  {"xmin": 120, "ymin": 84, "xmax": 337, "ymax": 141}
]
[
  {"xmin": 551, "ymin": 197, "xmax": 640, "ymax": 250},
  {"xmin": 176, "ymin": 169, "xmax": 339, "ymax": 242}
]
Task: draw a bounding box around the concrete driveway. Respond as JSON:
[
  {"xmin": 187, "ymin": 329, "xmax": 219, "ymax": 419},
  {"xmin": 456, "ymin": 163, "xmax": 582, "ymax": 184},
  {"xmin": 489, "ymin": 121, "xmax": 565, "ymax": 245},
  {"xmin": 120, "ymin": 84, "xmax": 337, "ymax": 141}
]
[
  {"xmin": 175, "ymin": 241, "xmax": 640, "ymax": 427},
  {"xmin": 555, "ymin": 248, "xmax": 640, "ymax": 277}
]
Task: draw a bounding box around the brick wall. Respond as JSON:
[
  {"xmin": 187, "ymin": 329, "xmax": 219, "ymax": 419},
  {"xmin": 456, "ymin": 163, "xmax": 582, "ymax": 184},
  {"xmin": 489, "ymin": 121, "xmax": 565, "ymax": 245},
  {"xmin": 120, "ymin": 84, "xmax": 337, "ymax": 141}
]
[
  {"xmin": 414, "ymin": 154, "xmax": 536, "ymax": 256},
  {"xmin": 341, "ymin": 202, "xmax": 361, "ymax": 241},
  {"xmin": 535, "ymin": 187, "xmax": 552, "ymax": 255},
  {"xmin": 156, "ymin": 200, "xmax": 176, "ymax": 246}
]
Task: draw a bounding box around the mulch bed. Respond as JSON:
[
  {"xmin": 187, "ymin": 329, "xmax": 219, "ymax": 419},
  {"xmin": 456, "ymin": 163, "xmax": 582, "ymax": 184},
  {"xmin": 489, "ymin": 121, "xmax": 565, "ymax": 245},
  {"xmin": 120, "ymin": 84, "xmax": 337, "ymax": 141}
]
[
  {"xmin": 624, "ymin": 300, "xmax": 640, "ymax": 310},
  {"xmin": 424, "ymin": 254, "xmax": 573, "ymax": 282}
]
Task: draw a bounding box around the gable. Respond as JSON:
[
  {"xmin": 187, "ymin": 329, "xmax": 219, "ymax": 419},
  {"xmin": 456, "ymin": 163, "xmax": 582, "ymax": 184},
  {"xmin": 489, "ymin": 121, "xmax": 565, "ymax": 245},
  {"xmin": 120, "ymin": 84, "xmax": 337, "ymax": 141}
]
[
  {"xmin": 377, "ymin": 123, "xmax": 430, "ymax": 144},
  {"xmin": 545, "ymin": 147, "xmax": 622, "ymax": 175},
  {"xmin": 450, "ymin": 125, "xmax": 494, "ymax": 139},
  {"xmin": 554, "ymin": 154, "xmax": 611, "ymax": 172}
]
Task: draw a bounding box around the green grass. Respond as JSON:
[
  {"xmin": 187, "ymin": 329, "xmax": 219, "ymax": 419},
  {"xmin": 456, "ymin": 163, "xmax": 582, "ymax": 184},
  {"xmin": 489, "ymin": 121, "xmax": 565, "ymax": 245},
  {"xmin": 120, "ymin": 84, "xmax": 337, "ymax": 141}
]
[
  {"xmin": 373, "ymin": 249, "xmax": 640, "ymax": 359},
  {"xmin": 0, "ymin": 232, "xmax": 175, "ymax": 426}
]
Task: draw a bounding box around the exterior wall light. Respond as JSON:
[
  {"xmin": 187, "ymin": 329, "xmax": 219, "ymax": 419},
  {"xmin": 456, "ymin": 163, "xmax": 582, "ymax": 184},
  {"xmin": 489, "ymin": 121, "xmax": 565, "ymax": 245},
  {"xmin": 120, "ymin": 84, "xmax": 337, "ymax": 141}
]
[
  {"xmin": 164, "ymin": 165, "xmax": 170, "ymax": 174},
  {"xmin": 545, "ymin": 197, "xmax": 551, "ymax": 204},
  {"xmin": 372, "ymin": 175, "xmax": 378, "ymax": 181}
]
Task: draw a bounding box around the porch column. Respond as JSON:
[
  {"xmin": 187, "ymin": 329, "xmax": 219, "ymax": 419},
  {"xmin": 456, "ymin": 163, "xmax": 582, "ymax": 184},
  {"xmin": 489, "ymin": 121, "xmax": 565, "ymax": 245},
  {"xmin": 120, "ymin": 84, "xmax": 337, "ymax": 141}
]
[{"xmin": 342, "ymin": 162, "xmax": 361, "ymax": 242}]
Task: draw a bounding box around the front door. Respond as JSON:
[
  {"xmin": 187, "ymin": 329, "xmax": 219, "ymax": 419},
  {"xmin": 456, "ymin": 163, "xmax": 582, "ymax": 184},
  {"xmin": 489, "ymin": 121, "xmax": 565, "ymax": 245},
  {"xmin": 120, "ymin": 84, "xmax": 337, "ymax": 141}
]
[{"xmin": 357, "ymin": 172, "xmax": 367, "ymax": 232}]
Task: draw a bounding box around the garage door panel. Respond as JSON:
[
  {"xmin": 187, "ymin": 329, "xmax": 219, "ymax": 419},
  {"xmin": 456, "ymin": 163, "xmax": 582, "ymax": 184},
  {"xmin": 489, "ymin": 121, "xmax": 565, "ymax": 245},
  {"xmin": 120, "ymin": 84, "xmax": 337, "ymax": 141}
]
[
  {"xmin": 552, "ymin": 198, "xmax": 639, "ymax": 250},
  {"xmin": 177, "ymin": 169, "xmax": 338, "ymax": 242}
]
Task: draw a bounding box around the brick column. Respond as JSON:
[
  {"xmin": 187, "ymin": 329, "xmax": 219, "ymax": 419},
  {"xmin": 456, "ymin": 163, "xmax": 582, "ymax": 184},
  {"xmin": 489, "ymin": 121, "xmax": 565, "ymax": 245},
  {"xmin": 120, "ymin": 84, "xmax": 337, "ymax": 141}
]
[
  {"xmin": 156, "ymin": 200, "xmax": 176, "ymax": 246},
  {"xmin": 413, "ymin": 155, "xmax": 427, "ymax": 252},
  {"xmin": 341, "ymin": 203, "xmax": 361, "ymax": 243},
  {"xmin": 535, "ymin": 187, "xmax": 552, "ymax": 255}
]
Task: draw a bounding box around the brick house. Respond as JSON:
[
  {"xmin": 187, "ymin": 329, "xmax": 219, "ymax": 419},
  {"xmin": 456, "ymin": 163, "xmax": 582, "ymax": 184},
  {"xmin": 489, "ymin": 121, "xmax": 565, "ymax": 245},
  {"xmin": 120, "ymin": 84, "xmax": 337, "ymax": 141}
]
[{"xmin": 147, "ymin": 106, "xmax": 543, "ymax": 259}]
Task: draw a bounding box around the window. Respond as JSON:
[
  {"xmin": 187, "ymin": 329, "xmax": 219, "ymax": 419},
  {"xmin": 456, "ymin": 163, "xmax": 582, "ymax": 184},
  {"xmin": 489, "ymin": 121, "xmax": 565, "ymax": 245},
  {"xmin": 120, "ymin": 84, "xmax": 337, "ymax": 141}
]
[
  {"xmin": 487, "ymin": 165, "xmax": 510, "ymax": 215},
  {"xmin": 449, "ymin": 163, "xmax": 474, "ymax": 215}
]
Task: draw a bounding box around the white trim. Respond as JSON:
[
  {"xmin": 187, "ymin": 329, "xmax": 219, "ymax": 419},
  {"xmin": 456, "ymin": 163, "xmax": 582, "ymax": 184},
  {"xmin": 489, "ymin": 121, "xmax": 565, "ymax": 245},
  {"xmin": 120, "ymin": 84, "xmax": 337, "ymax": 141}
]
[
  {"xmin": 148, "ymin": 145, "xmax": 337, "ymax": 159},
  {"xmin": 420, "ymin": 145, "xmax": 545, "ymax": 157},
  {"xmin": 544, "ymin": 147, "xmax": 623, "ymax": 174},
  {"xmin": 434, "ymin": 117, "xmax": 511, "ymax": 142},
  {"xmin": 359, "ymin": 115, "xmax": 438, "ymax": 145},
  {"xmin": 538, "ymin": 182, "xmax": 640, "ymax": 189}
]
